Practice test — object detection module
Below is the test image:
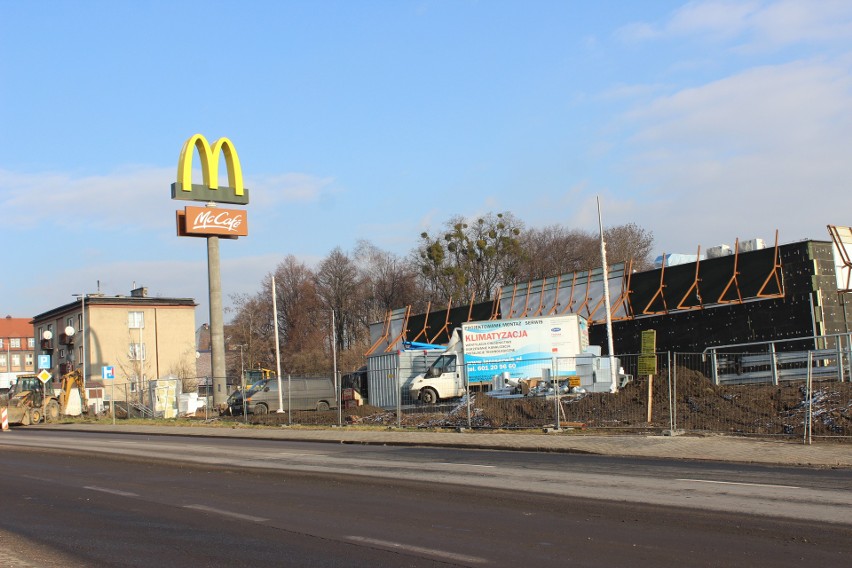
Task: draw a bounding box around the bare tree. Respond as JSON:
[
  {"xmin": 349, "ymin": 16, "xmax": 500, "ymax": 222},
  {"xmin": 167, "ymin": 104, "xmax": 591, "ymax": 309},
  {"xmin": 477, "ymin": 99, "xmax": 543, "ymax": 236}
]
[
  {"xmin": 315, "ymin": 247, "xmax": 360, "ymax": 352},
  {"xmin": 354, "ymin": 240, "xmax": 425, "ymax": 323}
]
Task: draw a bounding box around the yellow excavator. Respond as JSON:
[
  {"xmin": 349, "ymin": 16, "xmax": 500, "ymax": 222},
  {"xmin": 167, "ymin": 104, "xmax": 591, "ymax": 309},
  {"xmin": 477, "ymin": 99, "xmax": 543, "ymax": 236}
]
[{"xmin": 4, "ymin": 370, "xmax": 88, "ymax": 425}]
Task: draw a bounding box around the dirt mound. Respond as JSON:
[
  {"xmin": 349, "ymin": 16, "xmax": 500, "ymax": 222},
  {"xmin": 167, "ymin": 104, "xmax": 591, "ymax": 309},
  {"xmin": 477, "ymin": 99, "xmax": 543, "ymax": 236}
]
[{"xmin": 217, "ymin": 370, "xmax": 851, "ymax": 437}]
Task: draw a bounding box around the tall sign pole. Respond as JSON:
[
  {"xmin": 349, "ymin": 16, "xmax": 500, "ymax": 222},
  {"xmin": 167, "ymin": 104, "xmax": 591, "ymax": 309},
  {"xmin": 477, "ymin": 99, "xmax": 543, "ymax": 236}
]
[
  {"xmin": 597, "ymin": 196, "xmax": 618, "ymax": 393},
  {"xmin": 171, "ymin": 134, "xmax": 250, "ymax": 407}
]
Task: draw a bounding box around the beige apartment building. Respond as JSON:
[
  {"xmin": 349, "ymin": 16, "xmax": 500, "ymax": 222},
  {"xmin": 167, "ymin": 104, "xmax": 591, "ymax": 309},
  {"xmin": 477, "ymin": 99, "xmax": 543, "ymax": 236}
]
[{"xmin": 31, "ymin": 287, "xmax": 197, "ymax": 406}]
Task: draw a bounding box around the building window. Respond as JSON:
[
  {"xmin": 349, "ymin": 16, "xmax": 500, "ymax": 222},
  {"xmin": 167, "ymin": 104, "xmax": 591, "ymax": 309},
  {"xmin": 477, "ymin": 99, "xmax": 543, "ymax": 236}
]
[
  {"xmin": 129, "ymin": 343, "xmax": 146, "ymax": 360},
  {"xmin": 0, "ymin": 339, "xmax": 3, "ymax": 348},
  {"xmin": 10, "ymin": 338, "xmax": 20, "ymax": 349},
  {"xmin": 25, "ymin": 354, "xmax": 33, "ymax": 366},
  {"xmin": 78, "ymin": 346, "xmax": 83, "ymax": 364},
  {"xmin": 27, "ymin": 338, "xmax": 35, "ymax": 349},
  {"xmin": 0, "ymin": 354, "xmax": 6, "ymax": 368},
  {"xmin": 128, "ymin": 311, "xmax": 144, "ymax": 329},
  {"xmin": 66, "ymin": 317, "xmax": 74, "ymax": 329},
  {"xmin": 59, "ymin": 349, "xmax": 66, "ymax": 358},
  {"xmin": 11, "ymin": 354, "xmax": 20, "ymax": 368},
  {"xmin": 78, "ymin": 314, "xmax": 83, "ymax": 331}
]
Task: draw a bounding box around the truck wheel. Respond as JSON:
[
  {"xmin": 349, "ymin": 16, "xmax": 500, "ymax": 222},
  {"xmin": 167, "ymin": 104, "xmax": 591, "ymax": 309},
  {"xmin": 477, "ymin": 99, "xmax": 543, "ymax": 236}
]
[
  {"xmin": 30, "ymin": 408, "xmax": 42, "ymax": 424},
  {"xmin": 46, "ymin": 401, "xmax": 61, "ymax": 422},
  {"xmin": 316, "ymin": 401, "xmax": 330, "ymax": 412},
  {"xmin": 420, "ymin": 388, "xmax": 439, "ymax": 405},
  {"xmin": 253, "ymin": 403, "xmax": 268, "ymax": 415}
]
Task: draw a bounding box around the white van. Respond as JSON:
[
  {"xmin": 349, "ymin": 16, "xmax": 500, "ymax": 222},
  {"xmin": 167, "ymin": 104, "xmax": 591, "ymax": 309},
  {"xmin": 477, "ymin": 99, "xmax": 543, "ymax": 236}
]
[{"xmin": 242, "ymin": 377, "xmax": 337, "ymax": 414}]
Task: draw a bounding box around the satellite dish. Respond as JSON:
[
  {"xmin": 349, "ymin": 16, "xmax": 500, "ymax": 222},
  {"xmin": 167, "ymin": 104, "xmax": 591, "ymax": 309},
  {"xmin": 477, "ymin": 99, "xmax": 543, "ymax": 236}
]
[
  {"xmin": 65, "ymin": 326, "xmax": 76, "ymax": 336},
  {"xmin": 42, "ymin": 330, "xmax": 53, "ymax": 340},
  {"xmin": 195, "ymin": 351, "xmax": 201, "ymax": 359}
]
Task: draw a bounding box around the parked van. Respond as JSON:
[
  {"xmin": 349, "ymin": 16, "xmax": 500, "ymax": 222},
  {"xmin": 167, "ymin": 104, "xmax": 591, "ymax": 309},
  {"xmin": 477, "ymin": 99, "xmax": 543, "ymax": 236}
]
[{"xmin": 237, "ymin": 377, "xmax": 337, "ymax": 414}]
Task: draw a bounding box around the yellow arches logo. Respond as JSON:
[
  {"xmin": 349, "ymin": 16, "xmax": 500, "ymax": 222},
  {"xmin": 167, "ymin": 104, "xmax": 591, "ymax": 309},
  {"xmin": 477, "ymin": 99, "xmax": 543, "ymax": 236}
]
[{"xmin": 170, "ymin": 134, "xmax": 250, "ymax": 205}]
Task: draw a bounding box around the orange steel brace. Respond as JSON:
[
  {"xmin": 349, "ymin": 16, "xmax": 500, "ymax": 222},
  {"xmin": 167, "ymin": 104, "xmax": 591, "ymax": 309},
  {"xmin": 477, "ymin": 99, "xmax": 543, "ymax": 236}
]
[
  {"xmin": 408, "ymin": 301, "xmax": 433, "ymax": 343},
  {"xmin": 507, "ymin": 285, "xmax": 519, "ymax": 318},
  {"xmin": 467, "ymin": 292, "xmax": 476, "ymax": 322},
  {"xmin": 364, "ymin": 311, "xmax": 392, "ymax": 356},
  {"xmin": 608, "ymin": 258, "xmax": 634, "ymax": 320},
  {"xmin": 676, "ymin": 246, "xmax": 704, "ymax": 310},
  {"xmin": 429, "ymin": 298, "xmax": 454, "ymax": 344},
  {"xmin": 489, "ymin": 288, "xmax": 503, "ymax": 320},
  {"xmin": 532, "ymin": 278, "xmax": 548, "ymax": 317},
  {"xmin": 574, "ymin": 269, "xmax": 594, "ymax": 317},
  {"xmin": 717, "ymin": 239, "xmax": 743, "ymax": 304},
  {"xmin": 382, "ymin": 305, "xmax": 412, "ymax": 352},
  {"xmin": 518, "ymin": 282, "xmax": 533, "ymax": 318},
  {"xmin": 547, "ymin": 274, "xmax": 563, "ymax": 315},
  {"xmin": 756, "ymin": 230, "xmax": 784, "ymax": 298},
  {"xmin": 643, "ymin": 254, "xmax": 669, "ymax": 315},
  {"xmin": 559, "ymin": 272, "xmax": 579, "ymax": 315}
]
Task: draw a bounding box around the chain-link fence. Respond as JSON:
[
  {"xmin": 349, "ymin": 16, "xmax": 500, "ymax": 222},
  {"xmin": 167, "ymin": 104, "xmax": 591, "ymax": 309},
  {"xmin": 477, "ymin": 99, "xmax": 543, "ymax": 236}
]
[{"xmin": 93, "ymin": 350, "xmax": 850, "ymax": 441}]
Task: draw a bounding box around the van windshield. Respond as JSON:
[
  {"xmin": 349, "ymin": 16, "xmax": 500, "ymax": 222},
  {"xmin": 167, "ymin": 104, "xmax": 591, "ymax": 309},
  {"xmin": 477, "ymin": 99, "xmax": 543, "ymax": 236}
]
[{"xmin": 431, "ymin": 355, "xmax": 456, "ymax": 373}]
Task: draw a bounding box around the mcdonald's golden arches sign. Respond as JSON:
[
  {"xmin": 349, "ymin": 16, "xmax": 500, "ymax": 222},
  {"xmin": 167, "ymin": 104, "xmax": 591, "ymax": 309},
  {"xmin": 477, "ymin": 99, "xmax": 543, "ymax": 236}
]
[{"xmin": 170, "ymin": 134, "xmax": 250, "ymax": 205}]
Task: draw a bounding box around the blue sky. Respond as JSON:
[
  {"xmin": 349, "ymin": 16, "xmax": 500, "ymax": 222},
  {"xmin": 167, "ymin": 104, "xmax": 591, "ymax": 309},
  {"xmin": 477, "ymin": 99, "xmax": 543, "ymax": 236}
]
[{"xmin": 2, "ymin": 0, "xmax": 851, "ymax": 323}]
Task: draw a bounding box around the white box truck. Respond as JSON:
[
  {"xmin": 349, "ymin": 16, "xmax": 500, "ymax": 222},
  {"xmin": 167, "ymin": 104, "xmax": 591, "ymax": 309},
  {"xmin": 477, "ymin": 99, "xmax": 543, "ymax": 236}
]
[{"xmin": 409, "ymin": 314, "xmax": 622, "ymax": 403}]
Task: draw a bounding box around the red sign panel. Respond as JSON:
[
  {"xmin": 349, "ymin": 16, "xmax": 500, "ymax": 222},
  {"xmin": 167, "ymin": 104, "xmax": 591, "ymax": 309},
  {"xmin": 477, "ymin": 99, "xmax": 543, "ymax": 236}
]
[{"xmin": 176, "ymin": 206, "xmax": 248, "ymax": 238}]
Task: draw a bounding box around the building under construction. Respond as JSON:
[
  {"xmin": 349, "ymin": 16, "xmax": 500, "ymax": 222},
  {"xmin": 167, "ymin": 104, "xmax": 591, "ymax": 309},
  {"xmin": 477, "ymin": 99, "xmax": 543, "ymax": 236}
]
[{"xmin": 368, "ymin": 237, "xmax": 851, "ymax": 356}]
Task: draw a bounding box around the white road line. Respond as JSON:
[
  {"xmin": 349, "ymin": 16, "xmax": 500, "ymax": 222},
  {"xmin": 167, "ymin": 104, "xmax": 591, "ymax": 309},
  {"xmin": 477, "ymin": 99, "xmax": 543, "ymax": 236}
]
[
  {"xmin": 84, "ymin": 486, "xmax": 140, "ymax": 497},
  {"xmin": 676, "ymin": 478, "xmax": 800, "ymax": 489},
  {"xmin": 183, "ymin": 504, "xmax": 269, "ymax": 523},
  {"xmin": 346, "ymin": 536, "xmax": 488, "ymax": 564},
  {"xmin": 434, "ymin": 462, "xmax": 496, "ymax": 468}
]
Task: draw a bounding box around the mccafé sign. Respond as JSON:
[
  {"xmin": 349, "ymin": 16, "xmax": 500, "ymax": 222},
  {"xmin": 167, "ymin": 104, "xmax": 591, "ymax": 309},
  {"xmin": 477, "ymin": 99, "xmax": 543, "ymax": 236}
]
[
  {"xmin": 172, "ymin": 134, "xmax": 249, "ymax": 238},
  {"xmin": 176, "ymin": 206, "xmax": 249, "ymax": 238}
]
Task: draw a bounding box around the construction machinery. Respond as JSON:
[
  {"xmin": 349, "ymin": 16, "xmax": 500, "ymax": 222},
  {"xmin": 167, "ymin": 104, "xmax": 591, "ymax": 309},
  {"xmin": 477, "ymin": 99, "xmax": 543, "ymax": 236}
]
[{"xmin": 4, "ymin": 370, "xmax": 88, "ymax": 425}]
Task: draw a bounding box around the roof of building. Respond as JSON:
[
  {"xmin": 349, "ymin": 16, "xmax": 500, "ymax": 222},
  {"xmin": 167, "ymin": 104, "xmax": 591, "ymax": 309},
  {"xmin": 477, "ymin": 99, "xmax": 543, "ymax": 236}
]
[
  {"xmin": 32, "ymin": 290, "xmax": 197, "ymax": 322},
  {"xmin": 0, "ymin": 316, "xmax": 34, "ymax": 339}
]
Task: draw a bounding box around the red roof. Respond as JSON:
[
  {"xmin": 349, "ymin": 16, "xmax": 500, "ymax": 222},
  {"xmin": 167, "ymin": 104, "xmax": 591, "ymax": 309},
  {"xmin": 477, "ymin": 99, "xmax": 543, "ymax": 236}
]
[{"xmin": 0, "ymin": 317, "xmax": 33, "ymax": 339}]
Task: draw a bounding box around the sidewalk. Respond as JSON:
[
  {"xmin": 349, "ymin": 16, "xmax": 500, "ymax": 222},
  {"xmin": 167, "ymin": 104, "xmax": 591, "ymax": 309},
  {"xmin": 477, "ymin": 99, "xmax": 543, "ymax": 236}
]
[{"xmin": 36, "ymin": 423, "xmax": 852, "ymax": 468}]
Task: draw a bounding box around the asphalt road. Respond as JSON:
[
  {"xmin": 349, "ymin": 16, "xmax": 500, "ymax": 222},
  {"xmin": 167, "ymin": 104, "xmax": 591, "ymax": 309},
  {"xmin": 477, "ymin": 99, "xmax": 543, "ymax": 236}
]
[{"xmin": 0, "ymin": 431, "xmax": 850, "ymax": 567}]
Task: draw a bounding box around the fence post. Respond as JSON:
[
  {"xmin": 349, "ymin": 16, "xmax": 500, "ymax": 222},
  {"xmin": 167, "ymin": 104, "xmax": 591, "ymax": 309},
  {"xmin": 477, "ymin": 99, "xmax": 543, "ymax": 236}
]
[
  {"xmin": 770, "ymin": 343, "xmax": 779, "ymax": 386},
  {"xmin": 804, "ymin": 352, "xmax": 813, "ymax": 445},
  {"xmin": 396, "ymin": 359, "xmax": 402, "ymax": 429},
  {"xmin": 667, "ymin": 352, "xmax": 674, "ymax": 432},
  {"xmin": 710, "ymin": 350, "xmax": 719, "ymax": 385},
  {"xmin": 646, "ymin": 371, "xmax": 653, "ymax": 424}
]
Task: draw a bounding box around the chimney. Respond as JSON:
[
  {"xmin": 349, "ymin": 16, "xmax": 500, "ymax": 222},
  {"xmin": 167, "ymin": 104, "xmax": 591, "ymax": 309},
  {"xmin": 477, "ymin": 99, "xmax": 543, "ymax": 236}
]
[{"xmin": 131, "ymin": 287, "xmax": 148, "ymax": 298}]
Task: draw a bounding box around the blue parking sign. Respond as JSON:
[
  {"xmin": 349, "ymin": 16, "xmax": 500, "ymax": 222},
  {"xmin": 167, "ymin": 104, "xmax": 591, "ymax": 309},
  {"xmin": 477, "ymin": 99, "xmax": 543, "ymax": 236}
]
[
  {"xmin": 38, "ymin": 355, "xmax": 50, "ymax": 369},
  {"xmin": 102, "ymin": 366, "xmax": 115, "ymax": 380}
]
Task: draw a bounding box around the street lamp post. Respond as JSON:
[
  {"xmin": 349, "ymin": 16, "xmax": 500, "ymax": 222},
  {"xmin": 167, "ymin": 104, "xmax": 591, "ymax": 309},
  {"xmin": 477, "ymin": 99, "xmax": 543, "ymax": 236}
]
[
  {"xmin": 237, "ymin": 344, "xmax": 247, "ymax": 423},
  {"xmin": 72, "ymin": 294, "xmax": 87, "ymax": 407}
]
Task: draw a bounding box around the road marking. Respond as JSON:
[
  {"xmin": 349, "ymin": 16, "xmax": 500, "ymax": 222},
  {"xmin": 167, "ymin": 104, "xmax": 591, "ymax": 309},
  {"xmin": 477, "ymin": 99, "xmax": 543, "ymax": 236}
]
[
  {"xmin": 346, "ymin": 536, "xmax": 487, "ymax": 564},
  {"xmin": 84, "ymin": 486, "xmax": 140, "ymax": 497},
  {"xmin": 434, "ymin": 462, "xmax": 496, "ymax": 468},
  {"xmin": 676, "ymin": 479, "xmax": 800, "ymax": 489},
  {"xmin": 183, "ymin": 504, "xmax": 269, "ymax": 522}
]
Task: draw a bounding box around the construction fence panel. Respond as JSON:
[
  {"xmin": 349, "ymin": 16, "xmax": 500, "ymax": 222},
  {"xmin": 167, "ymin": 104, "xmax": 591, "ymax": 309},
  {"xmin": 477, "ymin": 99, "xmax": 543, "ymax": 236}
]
[{"xmin": 671, "ymin": 353, "xmax": 851, "ymax": 438}]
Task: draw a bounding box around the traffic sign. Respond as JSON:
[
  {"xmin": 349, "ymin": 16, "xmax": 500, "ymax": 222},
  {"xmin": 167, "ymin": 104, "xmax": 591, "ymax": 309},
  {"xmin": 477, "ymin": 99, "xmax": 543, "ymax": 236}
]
[
  {"xmin": 37, "ymin": 369, "xmax": 52, "ymax": 383},
  {"xmin": 38, "ymin": 355, "xmax": 51, "ymax": 369},
  {"xmin": 102, "ymin": 366, "xmax": 115, "ymax": 380}
]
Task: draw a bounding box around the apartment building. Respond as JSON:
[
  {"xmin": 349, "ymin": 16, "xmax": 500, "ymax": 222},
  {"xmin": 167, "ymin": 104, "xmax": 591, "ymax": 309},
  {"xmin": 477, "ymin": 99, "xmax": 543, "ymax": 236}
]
[
  {"xmin": 0, "ymin": 315, "xmax": 35, "ymax": 374},
  {"xmin": 31, "ymin": 287, "xmax": 197, "ymax": 403}
]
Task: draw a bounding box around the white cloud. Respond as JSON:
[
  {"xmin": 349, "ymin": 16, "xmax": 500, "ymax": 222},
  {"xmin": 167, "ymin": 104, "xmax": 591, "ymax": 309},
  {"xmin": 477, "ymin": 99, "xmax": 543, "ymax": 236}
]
[
  {"xmin": 617, "ymin": 0, "xmax": 852, "ymax": 49},
  {"xmin": 250, "ymin": 173, "xmax": 338, "ymax": 206},
  {"xmin": 619, "ymin": 58, "xmax": 852, "ymax": 253},
  {"xmin": 0, "ymin": 166, "xmax": 175, "ymax": 231}
]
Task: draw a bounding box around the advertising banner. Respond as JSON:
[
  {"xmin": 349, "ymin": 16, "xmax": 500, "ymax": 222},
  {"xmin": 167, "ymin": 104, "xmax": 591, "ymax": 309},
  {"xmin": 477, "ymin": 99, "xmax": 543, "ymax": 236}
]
[{"xmin": 462, "ymin": 315, "xmax": 588, "ymax": 383}]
